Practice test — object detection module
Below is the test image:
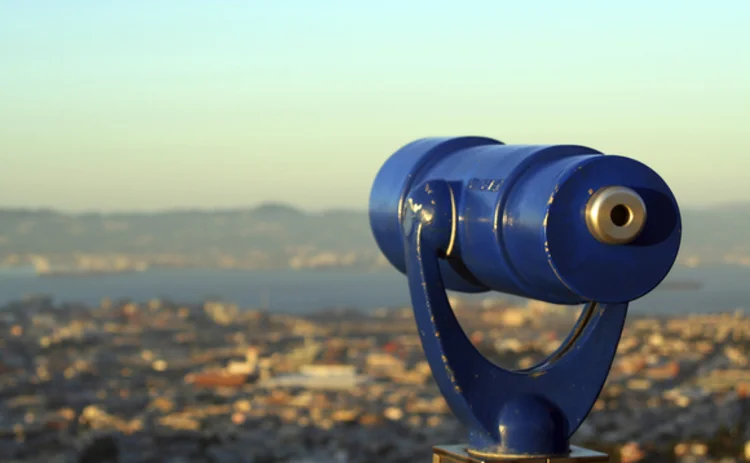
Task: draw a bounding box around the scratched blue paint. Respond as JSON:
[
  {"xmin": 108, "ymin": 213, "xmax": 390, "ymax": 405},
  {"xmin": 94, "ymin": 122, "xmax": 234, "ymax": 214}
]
[{"xmin": 368, "ymin": 137, "xmax": 682, "ymax": 457}]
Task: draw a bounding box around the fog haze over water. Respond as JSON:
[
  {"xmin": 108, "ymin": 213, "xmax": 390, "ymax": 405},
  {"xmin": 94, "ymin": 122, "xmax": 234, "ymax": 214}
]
[{"xmin": 0, "ymin": 265, "xmax": 747, "ymax": 316}]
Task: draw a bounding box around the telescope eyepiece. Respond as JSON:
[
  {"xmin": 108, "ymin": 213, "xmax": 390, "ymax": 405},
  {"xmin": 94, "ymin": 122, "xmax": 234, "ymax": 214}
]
[{"xmin": 585, "ymin": 186, "xmax": 647, "ymax": 245}]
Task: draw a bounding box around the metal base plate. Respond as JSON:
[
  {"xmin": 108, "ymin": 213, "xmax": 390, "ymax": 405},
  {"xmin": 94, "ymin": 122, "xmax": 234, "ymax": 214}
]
[{"xmin": 433, "ymin": 445, "xmax": 609, "ymax": 463}]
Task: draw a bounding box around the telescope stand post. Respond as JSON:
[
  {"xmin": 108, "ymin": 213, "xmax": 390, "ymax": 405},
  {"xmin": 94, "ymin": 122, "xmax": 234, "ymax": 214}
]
[{"xmin": 432, "ymin": 445, "xmax": 608, "ymax": 463}]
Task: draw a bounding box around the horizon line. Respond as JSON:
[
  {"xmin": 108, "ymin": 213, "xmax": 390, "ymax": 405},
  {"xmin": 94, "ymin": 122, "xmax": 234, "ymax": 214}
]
[
  {"xmin": 0, "ymin": 201, "xmax": 360, "ymax": 215},
  {"xmin": 0, "ymin": 199, "xmax": 748, "ymax": 216}
]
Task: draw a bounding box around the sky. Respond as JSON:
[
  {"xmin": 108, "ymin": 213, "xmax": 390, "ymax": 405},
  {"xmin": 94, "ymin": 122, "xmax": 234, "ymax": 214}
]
[{"xmin": 1, "ymin": 1, "xmax": 748, "ymax": 212}]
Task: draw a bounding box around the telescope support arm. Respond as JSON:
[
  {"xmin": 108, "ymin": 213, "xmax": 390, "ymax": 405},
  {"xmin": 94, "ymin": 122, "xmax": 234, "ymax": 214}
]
[{"xmin": 402, "ymin": 180, "xmax": 629, "ymax": 458}]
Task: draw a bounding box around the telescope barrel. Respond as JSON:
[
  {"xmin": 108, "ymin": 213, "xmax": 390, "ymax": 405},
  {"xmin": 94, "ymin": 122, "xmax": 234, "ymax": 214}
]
[{"xmin": 369, "ymin": 137, "xmax": 681, "ymax": 305}]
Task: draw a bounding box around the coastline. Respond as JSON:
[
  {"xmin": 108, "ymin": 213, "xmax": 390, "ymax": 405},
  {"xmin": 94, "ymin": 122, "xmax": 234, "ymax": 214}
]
[{"xmin": 0, "ymin": 264, "xmax": 746, "ymax": 317}]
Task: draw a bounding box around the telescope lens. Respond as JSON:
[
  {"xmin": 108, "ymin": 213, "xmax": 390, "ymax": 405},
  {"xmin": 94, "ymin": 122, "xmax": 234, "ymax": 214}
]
[
  {"xmin": 585, "ymin": 186, "xmax": 647, "ymax": 245},
  {"xmin": 610, "ymin": 204, "xmax": 632, "ymax": 227}
]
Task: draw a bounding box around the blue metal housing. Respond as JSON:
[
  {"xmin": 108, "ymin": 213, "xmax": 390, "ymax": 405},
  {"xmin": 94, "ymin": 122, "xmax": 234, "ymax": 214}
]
[
  {"xmin": 370, "ymin": 137, "xmax": 681, "ymax": 305},
  {"xmin": 368, "ymin": 136, "xmax": 682, "ymax": 457}
]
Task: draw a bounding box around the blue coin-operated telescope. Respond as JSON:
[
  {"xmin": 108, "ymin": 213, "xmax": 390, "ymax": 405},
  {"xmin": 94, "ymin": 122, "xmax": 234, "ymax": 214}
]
[{"xmin": 369, "ymin": 137, "xmax": 681, "ymax": 462}]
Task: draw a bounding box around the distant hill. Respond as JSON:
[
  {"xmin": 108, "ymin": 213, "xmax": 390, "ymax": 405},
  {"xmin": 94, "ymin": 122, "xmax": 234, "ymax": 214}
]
[
  {"xmin": 0, "ymin": 204, "xmax": 381, "ymax": 271},
  {"xmin": 0, "ymin": 202, "xmax": 747, "ymax": 271},
  {"xmin": 680, "ymin": 203, "xmax": 750, "ymax": 259}
]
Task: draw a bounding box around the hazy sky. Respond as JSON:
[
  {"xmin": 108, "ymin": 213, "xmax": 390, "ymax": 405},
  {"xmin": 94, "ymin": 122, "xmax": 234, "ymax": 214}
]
[{"xmin": 1, "ymin": 1, "xmax": 748, "ymax": 212}]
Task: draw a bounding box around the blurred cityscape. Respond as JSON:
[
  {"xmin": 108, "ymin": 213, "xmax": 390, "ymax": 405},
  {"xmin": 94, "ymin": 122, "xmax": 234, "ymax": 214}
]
[{"xmin": 0, "ymin": 295, "xmax": 748, "ymax": 463}]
